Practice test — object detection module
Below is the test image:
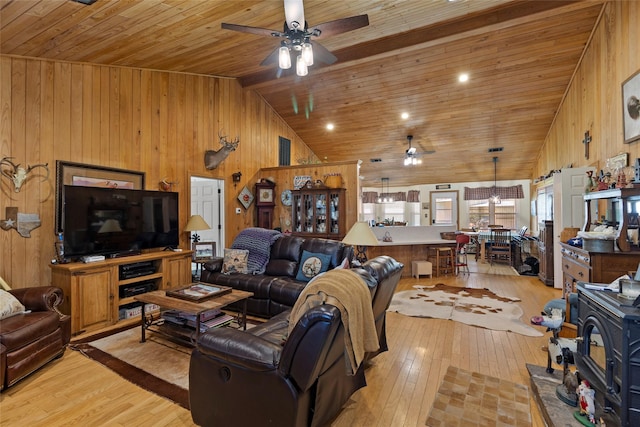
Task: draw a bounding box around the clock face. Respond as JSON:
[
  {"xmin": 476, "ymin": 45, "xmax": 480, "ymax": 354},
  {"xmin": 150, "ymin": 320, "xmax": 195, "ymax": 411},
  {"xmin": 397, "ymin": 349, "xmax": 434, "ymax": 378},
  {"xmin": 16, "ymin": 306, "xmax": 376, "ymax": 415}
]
[
  {"xmin": 259, "ymin": 188, "xmax": 273, "ymax": 203},
  {"xmin": 281, "ymin": 189, "xmax": 292, "ymax": 206}
]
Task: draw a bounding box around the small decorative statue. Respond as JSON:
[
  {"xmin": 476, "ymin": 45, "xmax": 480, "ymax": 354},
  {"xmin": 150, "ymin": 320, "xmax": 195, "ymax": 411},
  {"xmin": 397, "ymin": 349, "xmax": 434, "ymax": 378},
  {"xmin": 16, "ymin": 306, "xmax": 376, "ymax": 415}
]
[
  {"xmin": 577, "ymin": 379, "xmax": 596, "ymax": 424},
  {"xmin": 585, "ymin": 170, "xmax": 597, "ymax": 193}
]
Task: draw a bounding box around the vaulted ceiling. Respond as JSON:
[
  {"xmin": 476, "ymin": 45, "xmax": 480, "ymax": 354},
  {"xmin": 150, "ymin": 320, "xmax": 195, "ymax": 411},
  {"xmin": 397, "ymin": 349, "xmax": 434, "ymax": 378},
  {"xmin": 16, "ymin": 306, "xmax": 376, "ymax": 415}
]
[{"xmin": 0, "ymin": 0, "xmax": 605, "ymax": 187}]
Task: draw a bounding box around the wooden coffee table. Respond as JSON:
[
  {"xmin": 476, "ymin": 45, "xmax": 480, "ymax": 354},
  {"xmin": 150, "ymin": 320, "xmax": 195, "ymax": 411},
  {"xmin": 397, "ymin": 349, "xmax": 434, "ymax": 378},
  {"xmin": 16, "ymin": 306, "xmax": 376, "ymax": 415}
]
[{"xmin": 134, "ymin": 287, "xmax": 253, "ymax": 345}]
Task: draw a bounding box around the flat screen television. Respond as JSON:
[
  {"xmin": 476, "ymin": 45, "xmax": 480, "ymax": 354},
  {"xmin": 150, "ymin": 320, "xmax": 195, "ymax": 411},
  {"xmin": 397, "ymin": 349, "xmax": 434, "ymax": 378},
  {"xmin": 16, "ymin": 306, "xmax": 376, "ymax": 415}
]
[{"xmin": 62, "ymin": 185, "xmax": 179, "ymax": 260}]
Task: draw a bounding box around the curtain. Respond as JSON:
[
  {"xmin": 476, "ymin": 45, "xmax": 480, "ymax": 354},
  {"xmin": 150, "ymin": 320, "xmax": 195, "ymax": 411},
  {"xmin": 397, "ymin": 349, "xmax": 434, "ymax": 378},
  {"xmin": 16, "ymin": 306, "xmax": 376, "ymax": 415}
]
[
  {"xmin": 407, "ymin": 190, "xmax": 420, "ymax": 203},
  {"xmin": 362, "ymin": 191, "xmax": 378, "ymax": 204},
  {"xmin": 463, "ymin": 185, "xmax": 524, "ymax": 200}
]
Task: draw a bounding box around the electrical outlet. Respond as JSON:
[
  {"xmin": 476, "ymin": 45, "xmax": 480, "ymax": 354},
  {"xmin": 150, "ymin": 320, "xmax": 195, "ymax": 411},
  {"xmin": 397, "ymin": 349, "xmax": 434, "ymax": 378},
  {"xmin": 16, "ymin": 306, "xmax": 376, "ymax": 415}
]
[{"xmin": 235, "ymin": 207, "xmax": 242, "ymax": 214}]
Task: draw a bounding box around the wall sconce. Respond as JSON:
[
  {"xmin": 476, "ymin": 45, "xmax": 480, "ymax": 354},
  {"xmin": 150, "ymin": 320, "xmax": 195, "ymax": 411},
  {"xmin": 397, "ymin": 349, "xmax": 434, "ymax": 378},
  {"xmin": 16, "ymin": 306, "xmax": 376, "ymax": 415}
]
[{"xmin": 232, "ymin": 171, "xmax": 242, "ymax": 187}]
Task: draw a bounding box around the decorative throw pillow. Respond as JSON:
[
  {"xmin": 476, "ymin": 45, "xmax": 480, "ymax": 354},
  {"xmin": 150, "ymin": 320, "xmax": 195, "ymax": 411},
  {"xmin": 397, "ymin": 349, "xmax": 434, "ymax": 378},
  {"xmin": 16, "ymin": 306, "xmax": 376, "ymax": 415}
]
[
  {"xmin": 0, "ymin": 289, "xmax": 26, "ymax": 320},
  {"xmin": 296, "ymin": 250, "xmax": 332, "ymax": 282},
  {"xmin": 222, "ymin": 248, "xmax": 249, "ymax": 274}
]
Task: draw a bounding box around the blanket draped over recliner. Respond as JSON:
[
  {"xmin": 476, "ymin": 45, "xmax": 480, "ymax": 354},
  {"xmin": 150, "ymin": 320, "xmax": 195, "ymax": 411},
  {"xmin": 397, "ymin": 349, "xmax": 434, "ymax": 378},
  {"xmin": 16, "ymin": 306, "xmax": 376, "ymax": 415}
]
[{"xmin": 288, "ymin": 269, "xmax": 379, "ymax": 374}]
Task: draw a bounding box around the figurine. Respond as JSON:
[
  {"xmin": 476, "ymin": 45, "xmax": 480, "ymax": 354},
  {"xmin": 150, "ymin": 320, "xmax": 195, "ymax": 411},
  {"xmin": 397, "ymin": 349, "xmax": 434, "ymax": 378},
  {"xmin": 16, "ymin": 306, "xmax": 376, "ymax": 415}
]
[
  {"xmin": 531, "ymin": 308, "xmax": 564, "ymax": 330},
  {"xmin": 585, "ymin": 170, "xmax": 597, "ymax": 193},
  {"xmin": 578, "ymin": 380, "xmax": 596, "ymax": 424}
]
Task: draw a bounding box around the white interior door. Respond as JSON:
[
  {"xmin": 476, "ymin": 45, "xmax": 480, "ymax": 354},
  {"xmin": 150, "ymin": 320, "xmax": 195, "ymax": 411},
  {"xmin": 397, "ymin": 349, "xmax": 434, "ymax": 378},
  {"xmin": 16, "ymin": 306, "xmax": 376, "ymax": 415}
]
[
  {"xmin": 190, "ymin": 176, "xmax": 224, "ymax": 257},
  {"xmin": 430, "ymin": 191, "xmax": 458, "ymax": 227},
  {"xmin": 552, "ymin": 166, "xmax": 594, "ymax": 288}
]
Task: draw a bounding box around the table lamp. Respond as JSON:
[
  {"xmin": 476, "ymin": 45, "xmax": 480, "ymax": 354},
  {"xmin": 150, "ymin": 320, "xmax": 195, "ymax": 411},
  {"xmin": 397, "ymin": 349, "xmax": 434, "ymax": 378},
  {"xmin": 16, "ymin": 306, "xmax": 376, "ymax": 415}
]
[
  {"xmin": 342, "ymin": 221, "xmax": 379, "ymax": 264},
  {"xmin": 184, "ymin": 215, "xmax": 211, "ymax": 243}
]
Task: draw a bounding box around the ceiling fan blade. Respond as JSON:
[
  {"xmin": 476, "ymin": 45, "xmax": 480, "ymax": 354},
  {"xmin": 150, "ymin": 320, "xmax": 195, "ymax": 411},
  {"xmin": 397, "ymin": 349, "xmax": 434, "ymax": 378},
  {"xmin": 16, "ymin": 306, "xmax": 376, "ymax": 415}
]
[
  {"xmin": 311, "ymin": 41, "xmax": 337, "ymax": 65},
  {"xmin": 221, "ymin": 22, "xmax": 283, "ymax": 38},
  {"xmin": 260, "ymin": 46, "xmax": 281, "ymax": 66},
  {"xmin": 311, "ymin": 15, "xmax": 369, "ymax": 39}
]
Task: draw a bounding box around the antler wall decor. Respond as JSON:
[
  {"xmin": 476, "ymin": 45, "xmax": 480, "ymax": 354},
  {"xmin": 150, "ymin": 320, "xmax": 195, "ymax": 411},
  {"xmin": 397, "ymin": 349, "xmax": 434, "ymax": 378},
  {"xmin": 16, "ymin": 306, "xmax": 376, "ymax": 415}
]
[
  {"xmin": 1, "ymin": 157, "xmax": 49, "ymax": 192},
  {"xmin": 159, "ymin": 177, "xmax": 179, "ymax": 191},
  {"xmin": 204, "ymin": 130, "xmax": 239, "ymax": 170}
]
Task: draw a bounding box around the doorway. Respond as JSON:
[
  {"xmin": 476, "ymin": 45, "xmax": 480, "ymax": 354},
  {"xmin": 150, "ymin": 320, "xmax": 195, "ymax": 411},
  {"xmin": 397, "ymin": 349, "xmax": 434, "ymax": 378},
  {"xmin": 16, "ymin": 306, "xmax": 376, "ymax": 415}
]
[{"xmin": 190, "ymin": 176, "xmax": 225, "ymax": 260}]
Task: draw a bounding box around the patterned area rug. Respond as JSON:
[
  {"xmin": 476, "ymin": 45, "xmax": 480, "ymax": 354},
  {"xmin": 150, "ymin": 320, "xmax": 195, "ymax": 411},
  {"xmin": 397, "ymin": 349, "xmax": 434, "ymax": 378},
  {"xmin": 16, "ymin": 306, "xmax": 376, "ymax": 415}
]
[
  {"xmin": 388, "ymin": 284, "xmax": 543, "ymax": 337},
  {"xmin": 426, "ymin": 366, "xmax": 532, "ymax": 427}
]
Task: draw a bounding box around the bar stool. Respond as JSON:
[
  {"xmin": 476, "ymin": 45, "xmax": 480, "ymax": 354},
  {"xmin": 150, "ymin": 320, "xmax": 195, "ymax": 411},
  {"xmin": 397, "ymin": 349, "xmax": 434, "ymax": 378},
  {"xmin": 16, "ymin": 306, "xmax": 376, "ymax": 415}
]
[
  {"xmin": 455, "ymin": 234, "xmax": 470, "ymax": 275},
  {"xmin": 429, "ymin": 247, "xmax": 455, "ymax": 277}
]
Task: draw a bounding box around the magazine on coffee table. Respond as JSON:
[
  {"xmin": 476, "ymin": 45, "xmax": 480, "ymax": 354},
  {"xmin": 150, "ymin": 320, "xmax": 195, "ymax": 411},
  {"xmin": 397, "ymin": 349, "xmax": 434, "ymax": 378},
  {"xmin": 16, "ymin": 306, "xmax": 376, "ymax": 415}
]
[{"xmin": 166, "ymin": 283, "xmax": 232, "ymax": 302}]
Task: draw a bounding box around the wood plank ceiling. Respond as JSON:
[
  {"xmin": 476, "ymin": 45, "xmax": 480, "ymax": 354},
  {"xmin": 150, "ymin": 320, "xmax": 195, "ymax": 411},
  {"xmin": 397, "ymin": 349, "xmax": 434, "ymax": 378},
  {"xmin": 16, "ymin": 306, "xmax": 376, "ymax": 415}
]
[{"xmin": 0, "ymin": 0, "xmax": 604, "ymax": 187}]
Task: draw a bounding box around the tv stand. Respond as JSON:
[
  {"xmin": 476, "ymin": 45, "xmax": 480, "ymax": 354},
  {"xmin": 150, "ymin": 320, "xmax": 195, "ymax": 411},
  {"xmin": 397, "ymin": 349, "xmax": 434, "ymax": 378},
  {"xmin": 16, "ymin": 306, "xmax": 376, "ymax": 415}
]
[{"xmin": 50, "ymin": 250, "xmax": 192, "ymax": 337}]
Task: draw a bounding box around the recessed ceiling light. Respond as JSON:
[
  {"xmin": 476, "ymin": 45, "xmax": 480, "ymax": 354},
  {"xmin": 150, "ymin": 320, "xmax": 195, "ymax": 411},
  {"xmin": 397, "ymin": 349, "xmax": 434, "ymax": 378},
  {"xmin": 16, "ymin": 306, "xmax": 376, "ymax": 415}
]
[
  {"xmin": 326, "ymin": 123, "xmax": 334, "ymax": 130},
  {"xmin": 458, "ymin": 73, "xmax": 469, "ymax": 83},
  {"xmin": 401, "ymin": 112, "xmax": 409, "ymax": 120}
]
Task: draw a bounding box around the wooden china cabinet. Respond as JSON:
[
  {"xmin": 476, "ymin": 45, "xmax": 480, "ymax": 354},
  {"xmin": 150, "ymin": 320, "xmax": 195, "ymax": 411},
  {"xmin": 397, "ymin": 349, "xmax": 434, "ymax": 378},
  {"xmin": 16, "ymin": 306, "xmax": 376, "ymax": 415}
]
[{"xmin": 291, "ymin": 187, "xmax": 346, "ymax": 239}]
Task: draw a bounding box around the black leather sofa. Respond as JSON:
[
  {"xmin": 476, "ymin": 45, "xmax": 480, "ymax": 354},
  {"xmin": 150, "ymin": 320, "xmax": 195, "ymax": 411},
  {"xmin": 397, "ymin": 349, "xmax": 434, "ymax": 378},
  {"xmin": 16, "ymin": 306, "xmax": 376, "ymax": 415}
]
[
  {"xmin": 200, "ymin": 235, "xmax": 353, "ymax": 318},
  {"xmin": 189, "ymin": 256, "xmax": 404, "ymax": 427}
]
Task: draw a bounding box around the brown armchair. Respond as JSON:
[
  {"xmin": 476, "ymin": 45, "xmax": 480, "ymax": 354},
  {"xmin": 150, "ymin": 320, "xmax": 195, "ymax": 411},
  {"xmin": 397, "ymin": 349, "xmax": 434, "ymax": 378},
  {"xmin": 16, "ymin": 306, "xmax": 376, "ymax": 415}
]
[{"xmin": 0, "ymin": 286, "xmax": 71, "ymax": 390}]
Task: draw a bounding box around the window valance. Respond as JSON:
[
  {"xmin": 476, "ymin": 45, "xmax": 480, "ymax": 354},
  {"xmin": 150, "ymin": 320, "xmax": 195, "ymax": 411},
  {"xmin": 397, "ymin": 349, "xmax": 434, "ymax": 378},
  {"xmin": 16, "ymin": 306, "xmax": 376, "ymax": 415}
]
[
  {"xmin": 464, "ymin": 185, "xmax": 524, "ymax": 201},
  {"xmin": 362, "ymin": 191, "xmax": 378, "ymax": 204},
  {"xmin": 407, "ymin": 190, "xmax": 420, "ymax": 203}
]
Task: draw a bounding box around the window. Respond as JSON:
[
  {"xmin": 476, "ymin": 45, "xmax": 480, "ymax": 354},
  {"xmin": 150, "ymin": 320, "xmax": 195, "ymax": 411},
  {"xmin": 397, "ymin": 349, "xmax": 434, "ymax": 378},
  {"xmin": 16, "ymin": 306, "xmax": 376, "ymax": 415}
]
[
  {"xmin": 468, "ymin": 199, "xmax": 517, "ymax": 229},
  {"xmin": 381, "ymin": 201, "xmax": 405, "ymax": 224},
  {"xmin": 433, "ymin": 197, "xmax": 453, "ymax": 224}
]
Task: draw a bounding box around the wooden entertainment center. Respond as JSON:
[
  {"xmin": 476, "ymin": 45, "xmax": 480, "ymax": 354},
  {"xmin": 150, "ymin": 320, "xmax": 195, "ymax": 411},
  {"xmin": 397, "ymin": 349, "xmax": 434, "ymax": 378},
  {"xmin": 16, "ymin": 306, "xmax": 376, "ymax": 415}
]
[{"xmin": 50, "ymin": 251, "xmax": 192, "ymax": 336}]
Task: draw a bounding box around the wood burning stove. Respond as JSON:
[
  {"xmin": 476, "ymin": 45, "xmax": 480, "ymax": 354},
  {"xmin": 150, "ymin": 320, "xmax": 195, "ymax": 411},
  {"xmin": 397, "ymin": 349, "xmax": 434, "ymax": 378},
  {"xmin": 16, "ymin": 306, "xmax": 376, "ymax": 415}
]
[{"xmin": 575, "ymin": 283, "xmax": 640, "ymax": 426}]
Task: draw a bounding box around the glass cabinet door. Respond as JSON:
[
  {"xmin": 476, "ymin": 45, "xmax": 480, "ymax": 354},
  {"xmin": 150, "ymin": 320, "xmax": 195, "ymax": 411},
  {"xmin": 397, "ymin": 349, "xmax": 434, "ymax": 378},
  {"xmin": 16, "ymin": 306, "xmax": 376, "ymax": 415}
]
[
  {"xmin": 315, "ymin": 193, "xmax": 327, "ymax": 234},
  {"xmin": 329, "ymin": 192, "xmax": 340, "ymax": 235}
]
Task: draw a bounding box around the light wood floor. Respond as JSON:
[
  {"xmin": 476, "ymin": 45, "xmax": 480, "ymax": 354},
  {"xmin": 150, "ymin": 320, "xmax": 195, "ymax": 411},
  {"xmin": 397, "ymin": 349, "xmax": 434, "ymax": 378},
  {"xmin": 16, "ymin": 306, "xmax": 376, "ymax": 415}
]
[{"xmin": 0, "ymin": 263, "xmax": 560, "ymax": 427}]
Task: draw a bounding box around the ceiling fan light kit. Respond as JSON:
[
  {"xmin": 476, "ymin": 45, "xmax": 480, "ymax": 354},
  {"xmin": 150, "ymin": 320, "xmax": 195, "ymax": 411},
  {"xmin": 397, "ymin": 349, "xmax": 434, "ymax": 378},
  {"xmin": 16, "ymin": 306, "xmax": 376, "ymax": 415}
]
[
  {"xmin": 221, "ymin": 0, "xmax": 368, "ymax": 77},
  {"xmin": 404, "ymin": 135, "xmax": 423, "ymax": 166}
]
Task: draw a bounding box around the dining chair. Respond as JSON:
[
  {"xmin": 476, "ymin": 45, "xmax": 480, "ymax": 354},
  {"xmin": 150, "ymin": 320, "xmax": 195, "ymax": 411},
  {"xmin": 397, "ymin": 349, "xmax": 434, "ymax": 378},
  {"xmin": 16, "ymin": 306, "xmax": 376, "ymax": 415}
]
[{"xmin": 488, "ymin": 228, "xmax": 512, "ymax": 266}]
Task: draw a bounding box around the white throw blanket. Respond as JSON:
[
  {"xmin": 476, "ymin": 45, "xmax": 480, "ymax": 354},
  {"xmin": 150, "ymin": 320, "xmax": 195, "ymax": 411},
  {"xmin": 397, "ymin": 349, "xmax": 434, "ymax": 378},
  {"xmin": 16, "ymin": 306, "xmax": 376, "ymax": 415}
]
[{"xmin": 288, "ymin": 269, "xmax": 379, "ymax": 375}]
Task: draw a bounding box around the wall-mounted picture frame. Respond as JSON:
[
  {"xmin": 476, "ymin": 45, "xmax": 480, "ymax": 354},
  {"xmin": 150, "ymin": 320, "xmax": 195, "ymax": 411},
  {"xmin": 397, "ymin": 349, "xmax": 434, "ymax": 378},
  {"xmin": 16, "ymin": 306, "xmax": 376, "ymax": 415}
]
[
  {"xmin": 192, "ymin": 241, "xmax": 215, "ymax": 262},
  {"xmin": 55, "ymin": 161, "xmax": 145, "ymax": 233},
  {"xmin": 622, "ymin": 69, "xmax": 640, "ymax": 144}
]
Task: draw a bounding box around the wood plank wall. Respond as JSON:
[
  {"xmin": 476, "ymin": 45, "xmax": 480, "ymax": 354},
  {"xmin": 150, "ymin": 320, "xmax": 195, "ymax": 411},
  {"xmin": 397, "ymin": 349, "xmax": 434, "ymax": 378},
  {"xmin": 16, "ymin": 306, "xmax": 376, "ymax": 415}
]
[
  {"xmin": 0, "ymin": 56, "xmax": 317, "ymax": 289},
  {"xmin": 532, "ymin": 1, "xmax": 640, "ymax": 183}
]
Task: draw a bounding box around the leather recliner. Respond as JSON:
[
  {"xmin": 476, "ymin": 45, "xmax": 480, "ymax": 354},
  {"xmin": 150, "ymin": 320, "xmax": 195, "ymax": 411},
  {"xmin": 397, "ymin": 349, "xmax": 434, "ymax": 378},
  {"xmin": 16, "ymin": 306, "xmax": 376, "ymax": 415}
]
[
  {"xmin": 0, "ymin": 286, "xmax": 71, "ymax": 390},
  {"xmin": 190, "ymin": 305, "xmax": 366, "ymax": 427}
]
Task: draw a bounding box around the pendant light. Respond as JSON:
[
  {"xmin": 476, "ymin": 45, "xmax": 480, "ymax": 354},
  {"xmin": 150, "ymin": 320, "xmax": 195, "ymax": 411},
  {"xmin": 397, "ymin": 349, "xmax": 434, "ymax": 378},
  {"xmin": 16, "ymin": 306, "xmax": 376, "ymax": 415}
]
[
  {"xmin": 489, "ymin": 156, "xmax": 501, "ymax": 204},
  {"xmin": 377, "ymin": 178, "xmax": 392, "ymax": 203}
]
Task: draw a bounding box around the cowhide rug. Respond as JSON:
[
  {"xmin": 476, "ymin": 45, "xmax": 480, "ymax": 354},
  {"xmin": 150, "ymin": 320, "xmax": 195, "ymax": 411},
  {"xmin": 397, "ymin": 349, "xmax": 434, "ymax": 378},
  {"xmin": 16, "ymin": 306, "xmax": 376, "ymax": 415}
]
[{"xmin": 388, "ymin": 283, "xmax": 543, "ymax": 337}]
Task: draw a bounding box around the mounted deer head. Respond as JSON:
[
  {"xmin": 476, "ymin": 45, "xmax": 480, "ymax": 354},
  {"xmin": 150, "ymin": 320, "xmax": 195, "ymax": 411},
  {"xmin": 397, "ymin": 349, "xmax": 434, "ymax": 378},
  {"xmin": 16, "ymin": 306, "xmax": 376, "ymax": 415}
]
[
  {"xmin": 204, "ymin": 131, "xmax": 239, "ymax": 170},
  {"xmin": 0, "ymin": 157, "xmax": 49, "ymax": 192}
]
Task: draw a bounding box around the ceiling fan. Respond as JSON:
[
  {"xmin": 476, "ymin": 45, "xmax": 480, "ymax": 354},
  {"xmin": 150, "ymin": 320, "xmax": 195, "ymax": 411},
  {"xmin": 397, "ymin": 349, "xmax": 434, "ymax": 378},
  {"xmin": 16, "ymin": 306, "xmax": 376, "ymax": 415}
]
[
  {"xmin": 221, "ymin": 0, "xmax": 369, "ymax": 76},
  {"xmin": 404, "ymin": 135, "xmax": 435, "ymax": 166}
]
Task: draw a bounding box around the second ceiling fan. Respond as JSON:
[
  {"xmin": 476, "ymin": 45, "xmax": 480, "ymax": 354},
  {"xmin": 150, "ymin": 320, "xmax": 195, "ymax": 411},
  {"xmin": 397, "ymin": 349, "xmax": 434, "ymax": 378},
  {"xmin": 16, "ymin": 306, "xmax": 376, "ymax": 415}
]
[{"xmin": 222, "ymin": 0, "xmax": 369, "ymax": 76}]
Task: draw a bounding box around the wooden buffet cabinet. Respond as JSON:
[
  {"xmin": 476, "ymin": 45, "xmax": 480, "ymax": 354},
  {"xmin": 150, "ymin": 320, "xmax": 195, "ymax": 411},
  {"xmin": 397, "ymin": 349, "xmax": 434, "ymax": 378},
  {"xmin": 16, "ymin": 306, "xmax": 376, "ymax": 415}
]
[
  {"xmin": 292, "ymin": 187, "xmax": 347, "ymax": 240},
  {"xmin": 50, "ymin": 251, "xmax": 192, "ymax": 336},
  {"xmin": 560, "ymin": 187, "xmax": 640, "ymax": 296}
]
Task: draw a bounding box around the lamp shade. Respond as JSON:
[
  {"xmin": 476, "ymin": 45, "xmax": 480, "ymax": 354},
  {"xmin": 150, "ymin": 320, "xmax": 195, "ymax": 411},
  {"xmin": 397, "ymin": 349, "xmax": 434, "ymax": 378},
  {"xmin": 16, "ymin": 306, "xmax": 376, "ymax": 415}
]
[
  {"xmin": 342, "ymin": 222, "xmax": 379, "ymax": 246},
  {"xmin": 184, "ymin": 215, "xmax": 211, "ymax": 232}
]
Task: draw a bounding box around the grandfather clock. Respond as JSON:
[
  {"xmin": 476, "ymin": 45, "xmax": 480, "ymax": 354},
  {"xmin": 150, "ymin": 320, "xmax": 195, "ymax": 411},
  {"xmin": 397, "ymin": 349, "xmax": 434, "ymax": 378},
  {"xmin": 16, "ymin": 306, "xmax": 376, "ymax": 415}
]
[{"xmin": 255, "ymin": 180, "xmax": 276, "ymax": 229}]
